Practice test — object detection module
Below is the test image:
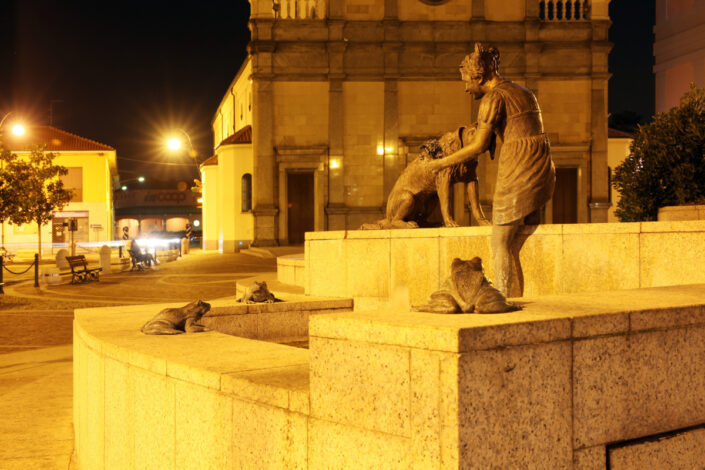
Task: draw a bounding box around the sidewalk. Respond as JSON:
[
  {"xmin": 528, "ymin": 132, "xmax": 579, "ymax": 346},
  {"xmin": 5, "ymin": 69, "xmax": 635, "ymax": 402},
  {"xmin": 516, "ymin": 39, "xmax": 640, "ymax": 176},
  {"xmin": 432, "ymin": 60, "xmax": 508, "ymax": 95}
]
[
  {"xmin": 0, "ymin": 248, "xmax": 297, "ymax": 469},
  {"xmin": 0, "ymin": 346, "xmax": 75, "ymax": 469}
]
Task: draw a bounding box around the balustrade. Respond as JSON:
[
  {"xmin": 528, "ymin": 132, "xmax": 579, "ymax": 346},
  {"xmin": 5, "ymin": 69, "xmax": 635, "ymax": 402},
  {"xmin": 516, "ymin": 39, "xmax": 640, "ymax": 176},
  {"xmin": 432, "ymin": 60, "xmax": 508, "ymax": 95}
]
[
  {"xmin": 539, "ymin": 0, "xmax": 590, "ymax": 21},
  {"xmin": 272, "ymin": 0, "xmax": 324, "ymax": 19}
]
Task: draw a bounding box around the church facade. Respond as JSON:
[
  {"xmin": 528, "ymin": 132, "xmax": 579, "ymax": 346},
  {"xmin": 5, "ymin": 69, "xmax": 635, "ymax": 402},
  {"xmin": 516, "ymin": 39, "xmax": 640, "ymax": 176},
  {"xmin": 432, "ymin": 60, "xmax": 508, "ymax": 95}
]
[{"xmin": 203, "ymin": 0, "xmax": 612, "ymax": 249}]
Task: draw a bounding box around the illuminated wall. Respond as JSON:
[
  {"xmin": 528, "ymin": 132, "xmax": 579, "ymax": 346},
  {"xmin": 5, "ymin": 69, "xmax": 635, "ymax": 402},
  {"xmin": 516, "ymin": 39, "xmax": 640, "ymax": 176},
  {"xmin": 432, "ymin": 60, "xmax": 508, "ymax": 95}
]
[
  {"xmin": 217, "ymin": 0, "xmax": 613, "ymax": 245},
  {"xmin": 654, "ymin": 0, "xmax": 705, "ymax": 112}
]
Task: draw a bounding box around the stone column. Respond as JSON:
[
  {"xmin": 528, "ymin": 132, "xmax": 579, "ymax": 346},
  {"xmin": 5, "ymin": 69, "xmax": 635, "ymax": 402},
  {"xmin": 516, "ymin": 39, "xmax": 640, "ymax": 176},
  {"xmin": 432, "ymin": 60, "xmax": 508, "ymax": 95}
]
[
  {"xmin": 524, "ymin": 0, "xmax": 539, "ymax": 18},
  {"xmin": 472, "ymin": 0, "xmax": 485, "ymax": 18},
  {"xmin": 383, "ymin": 79, "xmax": 401, "ymax": 200},
  {"xmin": 327, "ymin": 79, "xmax": 346, "ymax": 230},
  {"xmin": 589, "ymin": 81, "xmax": 610, "ymax": 223},
  {"xmin": 326, "ymin": 0, "xmax": 346, "ymax": 230},
  {"xmin": 328, "ymin": 0, "xmax": 343, "ymax": 18},
  {"xmin": 325, "ymin": 0, "xmax": 345, "ymax": 230},
  {"xmin": 252, "ymin": 78, "xmax": 279, "ymax": 245},
  {"xmin": 588, "ymin": 23, "xmax": 612, "ymax": 223},
  {"xmin": 384, "ymin": 0, "xmax": 397, "ymax": 18},
  {"xmin": 382, "ymin": 4, "xmax": 400, "ymax": 204}
]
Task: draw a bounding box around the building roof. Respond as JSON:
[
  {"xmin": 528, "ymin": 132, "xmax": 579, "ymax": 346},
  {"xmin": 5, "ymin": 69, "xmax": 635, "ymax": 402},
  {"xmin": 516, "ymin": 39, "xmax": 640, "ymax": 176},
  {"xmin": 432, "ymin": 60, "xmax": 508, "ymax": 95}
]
[
  {"xmin": 608, "ymin": 128, "xmax": 634, "ymax": 139},
  {"xmin": 217, "ymin": 125, "xmax": 252, "ymax": 148},
  {"xmin": 4, "ymin": 125, "xmax": 115, "ymax": 152},
  {"xmin": 200, "ymin": 154, "xmax": 218, "ymax": 167}
]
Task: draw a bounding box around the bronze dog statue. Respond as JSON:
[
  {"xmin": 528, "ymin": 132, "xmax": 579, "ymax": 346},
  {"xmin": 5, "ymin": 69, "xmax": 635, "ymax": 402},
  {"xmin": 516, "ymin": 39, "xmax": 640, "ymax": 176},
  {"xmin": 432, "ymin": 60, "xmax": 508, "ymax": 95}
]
[{"xmin": 361, "ymin": 126, "xmax": 490, "ymax": 229}]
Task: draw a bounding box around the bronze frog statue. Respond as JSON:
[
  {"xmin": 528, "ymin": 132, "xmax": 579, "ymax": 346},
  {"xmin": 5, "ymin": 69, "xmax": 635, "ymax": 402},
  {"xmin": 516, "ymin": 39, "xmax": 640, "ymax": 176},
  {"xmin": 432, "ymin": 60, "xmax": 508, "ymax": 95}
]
[
  {"xmin": 141, "ymin": 299, "xmax": 211, "ymax": 335},
  {"xmin": 413, "ymin": 257, "xmax": 517, "ymax": 314},
  {"xmin": 238, "ymin": 281, "xmax": 278, "ymax": 304}
]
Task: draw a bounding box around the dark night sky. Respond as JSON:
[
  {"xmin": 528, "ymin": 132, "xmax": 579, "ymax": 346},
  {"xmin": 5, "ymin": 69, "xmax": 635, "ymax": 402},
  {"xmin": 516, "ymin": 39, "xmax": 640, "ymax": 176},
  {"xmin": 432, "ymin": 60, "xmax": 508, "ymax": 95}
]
[{"xmin": 2, "ymin": 0, "xmax": 653, "ymax": 187}]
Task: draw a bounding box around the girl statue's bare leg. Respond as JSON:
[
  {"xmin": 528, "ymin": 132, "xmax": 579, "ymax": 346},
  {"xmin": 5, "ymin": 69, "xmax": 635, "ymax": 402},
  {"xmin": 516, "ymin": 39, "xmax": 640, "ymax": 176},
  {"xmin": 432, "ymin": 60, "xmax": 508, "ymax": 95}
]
[{"xmin": 491, "ymin": 220, "xmax": 520, "ymax": 297}]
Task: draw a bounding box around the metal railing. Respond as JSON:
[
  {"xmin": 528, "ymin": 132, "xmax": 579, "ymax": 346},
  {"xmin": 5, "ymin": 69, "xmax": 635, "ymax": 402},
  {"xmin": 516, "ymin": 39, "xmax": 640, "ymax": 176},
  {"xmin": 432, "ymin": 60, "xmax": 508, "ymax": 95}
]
[
  {"xmin": 539, "ymin": 0, "xmax": 590, "ymax": 21},
  {"xmin": 0, "ymin": 254, "xmax": 39, "ymax": 292}
]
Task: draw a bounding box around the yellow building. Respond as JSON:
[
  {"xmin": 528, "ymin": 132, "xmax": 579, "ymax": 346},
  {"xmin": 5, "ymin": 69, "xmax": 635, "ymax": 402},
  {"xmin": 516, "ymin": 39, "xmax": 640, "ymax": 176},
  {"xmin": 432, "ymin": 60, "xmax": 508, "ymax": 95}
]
[
  {"xmin": 203, "ymin": 0, "xmax": 613, "ymax": 249},
  {"xmin": 606, "ymin": 128, "xmax": 633, "ymax": 223},
  {"xmin": 3, "ymin": 126, "xmax": 117, "ymax": 254}
]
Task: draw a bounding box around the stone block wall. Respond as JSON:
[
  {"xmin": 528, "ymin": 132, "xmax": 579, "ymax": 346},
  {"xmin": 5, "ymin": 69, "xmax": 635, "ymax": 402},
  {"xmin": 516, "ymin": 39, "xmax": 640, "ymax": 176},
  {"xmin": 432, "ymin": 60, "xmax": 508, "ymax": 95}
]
[
  {"xmin": 75, "ymin": 283, "xmax": 705, "ymax": 468},
  {"xmin": 306, "ymin": 221, "xmax": 705, "ymax": 306},
  {"xmin": 273, "ymin": 82, "xmax": 329, "ymax": 147}
]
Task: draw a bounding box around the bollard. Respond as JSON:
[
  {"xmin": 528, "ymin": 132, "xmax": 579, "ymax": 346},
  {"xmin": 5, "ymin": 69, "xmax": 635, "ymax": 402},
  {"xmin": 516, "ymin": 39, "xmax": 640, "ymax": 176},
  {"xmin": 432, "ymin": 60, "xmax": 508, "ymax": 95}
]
[
  {"xmin": 99, "ymin": 245, "xmax": 112, "ymax": 274},
  {"xmin": 0, "ymin": 255, "xmax": 4, "ymax": 294},
  {"xmin": 34, "ymin": 253, "xmax": 39, "ymax": 287}
]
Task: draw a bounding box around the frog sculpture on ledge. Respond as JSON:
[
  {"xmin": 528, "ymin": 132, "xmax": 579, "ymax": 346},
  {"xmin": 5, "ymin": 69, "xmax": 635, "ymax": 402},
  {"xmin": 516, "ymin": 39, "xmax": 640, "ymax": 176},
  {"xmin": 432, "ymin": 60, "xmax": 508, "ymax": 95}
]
[{"xmin": 413, "ymin": 257, "xmax": 517, "ymax": 314}]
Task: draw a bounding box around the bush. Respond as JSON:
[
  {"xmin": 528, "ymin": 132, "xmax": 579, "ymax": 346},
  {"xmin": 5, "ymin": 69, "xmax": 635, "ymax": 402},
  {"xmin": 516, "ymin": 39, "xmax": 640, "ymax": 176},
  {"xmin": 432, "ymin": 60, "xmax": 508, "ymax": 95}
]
[{"xmin": 612, "ymin": 84, "xmax": 705, "ymax": 222}]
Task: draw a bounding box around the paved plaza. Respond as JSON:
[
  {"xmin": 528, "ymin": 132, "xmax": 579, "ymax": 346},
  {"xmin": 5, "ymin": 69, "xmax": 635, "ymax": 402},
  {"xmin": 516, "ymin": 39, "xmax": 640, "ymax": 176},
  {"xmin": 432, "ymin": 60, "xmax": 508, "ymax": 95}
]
[{"xmin": 0, "ymin": 248, "xmax": 295, "ymax": 469}]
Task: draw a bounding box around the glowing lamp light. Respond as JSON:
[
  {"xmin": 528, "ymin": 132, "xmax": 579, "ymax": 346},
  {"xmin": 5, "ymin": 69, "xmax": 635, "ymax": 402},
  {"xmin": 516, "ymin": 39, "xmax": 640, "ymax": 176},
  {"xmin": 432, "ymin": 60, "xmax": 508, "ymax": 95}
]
[
  {"xmin": 193, "ymin": 220, "xmax": 200, "ymax": 227},
  {"xmin": 385, "ymin": 146, "xmax": 394, "ymax": 153},
  {"xmin": 376, "ymin": 145, "xmax": 384, "ymax": 156},
  {"xmin": 197, "ymin": 197, "xmax": 203, "ymax": 203},
  {"xmin": 330, "ymin": 159, "xmax": 340, "ymax": 169},
  {"xmin": 11, "ymin": 124, "xmax": 25, "ymax": 136},
  {"xmin": 167, "ymin": 137, "xmax": 182, "ymax": 151},
  {"xmin": 121, "ymin": 185, "xmax": 127, "ymax": 191},
  {"xmin": 138, "ymin": 176, "xmax": 145, "ymax": 183}
]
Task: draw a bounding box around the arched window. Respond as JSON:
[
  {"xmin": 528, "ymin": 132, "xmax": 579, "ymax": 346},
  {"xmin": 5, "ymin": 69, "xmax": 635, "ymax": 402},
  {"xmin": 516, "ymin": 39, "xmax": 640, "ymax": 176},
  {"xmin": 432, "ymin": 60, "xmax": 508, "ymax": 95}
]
[{"xmin": 241, "ymin": 173, "xmax": 252, "ymax": 212}]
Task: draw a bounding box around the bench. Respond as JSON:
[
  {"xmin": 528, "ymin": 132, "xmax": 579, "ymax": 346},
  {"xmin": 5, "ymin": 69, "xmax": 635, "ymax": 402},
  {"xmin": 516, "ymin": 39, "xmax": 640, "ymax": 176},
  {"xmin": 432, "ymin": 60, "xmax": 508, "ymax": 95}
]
[
  {"xmin": 65, "ymin": 255, "xmax": 102, "ymax": 284},
  {"xmin": 127, "ymin": 248, "xmax": 154, "ymax": 272}
]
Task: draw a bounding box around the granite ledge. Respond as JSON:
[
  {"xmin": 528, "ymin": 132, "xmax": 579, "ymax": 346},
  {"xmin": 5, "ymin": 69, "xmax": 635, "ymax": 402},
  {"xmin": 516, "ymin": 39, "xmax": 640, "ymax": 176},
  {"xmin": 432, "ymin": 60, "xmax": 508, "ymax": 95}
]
[
  {"xmin": 309, "ymin": 284, "xmax": 705, "ymax": 353},
  {"xmin": 75, "ymin": 303, "xmax": 310, "ymax": 411}
]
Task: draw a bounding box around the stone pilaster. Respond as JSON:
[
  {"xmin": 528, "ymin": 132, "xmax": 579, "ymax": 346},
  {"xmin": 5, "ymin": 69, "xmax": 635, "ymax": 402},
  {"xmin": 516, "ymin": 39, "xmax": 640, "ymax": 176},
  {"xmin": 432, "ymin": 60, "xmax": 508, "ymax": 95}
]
[
  {"xmin": 328, "ymin": 0, "xmax": 343, "ymax": 19},
  {"xmin": 525, "ymin": 0, "xmax": 539, "ymax": 18},
  {"xmin": 589, "ymin": 81, "xmax": 610, "ymax": 223},
  {"xmin": 252, "ymin": 78, "xmax": 279, "ymax": 245},
  {"xmin": 384, "ymin": 0, "xmax": 397, "ymax": 19},
  {"xmin": 383, "ymin": 79, "xmax": 401, "ymax": 200},
  {"xmin": 327, "ymin": 79, "xmax": 346, "ymax": 230},
  {"xmin": 472, "ymin": 0, "xmax": 485, "ymax": 19}
]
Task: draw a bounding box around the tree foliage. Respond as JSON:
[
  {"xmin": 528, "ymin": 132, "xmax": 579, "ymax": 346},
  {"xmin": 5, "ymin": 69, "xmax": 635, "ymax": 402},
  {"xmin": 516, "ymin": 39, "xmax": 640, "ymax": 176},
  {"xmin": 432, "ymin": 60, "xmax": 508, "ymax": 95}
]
[
  {"xmin": 612, "ymin": 84, "xmax": 705, "ymax": 222},
  {"xmin": 0, "ymin": 144, "xmax": 72, "ymax": 253},
  {"xmin": 0, "ymin": 146, "xmax": 16, "ymax": 226}
]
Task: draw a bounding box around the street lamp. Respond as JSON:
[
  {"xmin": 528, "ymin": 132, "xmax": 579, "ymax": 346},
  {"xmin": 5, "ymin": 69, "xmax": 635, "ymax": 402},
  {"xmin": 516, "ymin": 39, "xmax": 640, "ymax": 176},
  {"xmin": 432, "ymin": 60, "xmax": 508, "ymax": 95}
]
[
  {"xmin": 119, "ymin": 176, "xmax": 146, "ymax": 191},
  {"xmin": 166, "ymin": 129, "xmax": 198, "ymax": 162},
  {"xmin": 0, "ymin": 112, "xmax": 26, "ymax": 139},
  {"xmin": 167, "ymin": 137, "xmax": 181, "ymax": 151},
  {"xmin": 11, "ymin": 124, "xmax": 25, "ymax": 137}
]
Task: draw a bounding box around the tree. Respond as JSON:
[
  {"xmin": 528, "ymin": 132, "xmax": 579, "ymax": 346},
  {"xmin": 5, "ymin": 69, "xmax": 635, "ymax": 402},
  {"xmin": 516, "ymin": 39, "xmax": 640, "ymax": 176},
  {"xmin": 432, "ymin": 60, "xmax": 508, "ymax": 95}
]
[
  {"xmin": 608, "ymin": 110, "xmax": 642, "ymax": 134},
  {"xmin": 0, "ymin": 145, "xmax": 72, "ymax": 256},
  {"xmin": 0, "ymin": 144, "xmax": 26, "ymax": 247},
  {"xmin": 612, "ymin": 84, "xmax": 705, "ymax": 222}
]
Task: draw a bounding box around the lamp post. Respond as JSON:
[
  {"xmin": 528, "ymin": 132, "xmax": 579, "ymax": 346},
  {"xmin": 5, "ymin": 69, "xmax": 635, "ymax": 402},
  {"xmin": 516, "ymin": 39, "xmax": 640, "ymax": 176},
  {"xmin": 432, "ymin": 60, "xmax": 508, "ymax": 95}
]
[
  {"xmin": 119, "ymin": 175, "xmax": 146, "ymax": 191},
  {"xmin": 166, "ymin": 129, "xmax": 199, "ymax": 168},
  {"xmin": 0, "ymin": 112, "xmax": 27, "ymax": 248},
  {"xmin": 166, "ymin": 130, "xmax": 202, "ymax": 252}
]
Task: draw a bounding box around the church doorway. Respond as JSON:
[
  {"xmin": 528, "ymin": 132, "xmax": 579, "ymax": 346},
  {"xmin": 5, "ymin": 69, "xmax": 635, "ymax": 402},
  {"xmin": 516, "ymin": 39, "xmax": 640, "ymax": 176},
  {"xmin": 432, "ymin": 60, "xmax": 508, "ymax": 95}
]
[
  {"xmin": 287, "ymin": 172, "xmax": 315, "ymax": 244},
  {"xmin": 553, "ymin": 167, "xmax": 578, "ymax": 224}
]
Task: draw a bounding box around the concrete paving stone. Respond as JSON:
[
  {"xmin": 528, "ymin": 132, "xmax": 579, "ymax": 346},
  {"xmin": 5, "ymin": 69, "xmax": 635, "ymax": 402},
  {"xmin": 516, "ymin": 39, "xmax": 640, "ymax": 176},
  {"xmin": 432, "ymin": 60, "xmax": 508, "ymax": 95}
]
[{"xmin": 0, "ymin": 251, "xmax": 284, "ymax": 470}]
